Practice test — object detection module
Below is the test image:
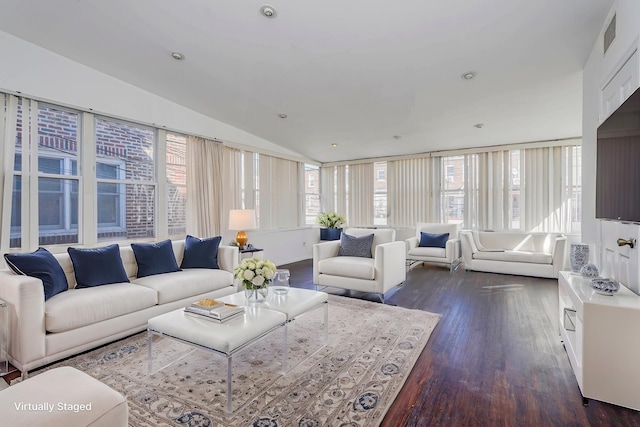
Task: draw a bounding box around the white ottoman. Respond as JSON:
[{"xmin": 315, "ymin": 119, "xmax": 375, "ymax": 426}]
[{"xmin": 0, "ymin": 366, "xmax": 128, "ymax": 426}]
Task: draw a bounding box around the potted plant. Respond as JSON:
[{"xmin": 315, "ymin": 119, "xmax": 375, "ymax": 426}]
[{"xmin": 317, "ymin": 212, "xmax": 346, "ymax": 241}]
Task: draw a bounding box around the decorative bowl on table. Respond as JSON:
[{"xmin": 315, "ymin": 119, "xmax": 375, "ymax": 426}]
[
  {"xmin": 579, "ymin": 263, "xmax": 599, "ymax": 278},
  {"xmin": 590, "ymin": 277, "xmax": 620, "ymax": 296}
]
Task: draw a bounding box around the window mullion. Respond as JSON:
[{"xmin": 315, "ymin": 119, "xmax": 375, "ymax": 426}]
[
  {"xmin": 0, "ymin": 95, "xmax": 18, "ymax": 255},
  {"xmin": 82, "ymin": 112, "xmax": 96, "ymax": 247}
]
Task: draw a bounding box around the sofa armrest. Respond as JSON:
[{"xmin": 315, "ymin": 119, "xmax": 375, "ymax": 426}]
[
  {"xmin": 459, "ymin": 232, "xmax": 477, "ymax": 266},
  {"xmin": 552, "ymin": 236, "xmax": 567, "ymax": 278},
  {"xmin": 217, "ymin": 246, "xmax": 239, "ymax": 274},
  {"xmin": 0, "ymin": 270, "xmax": 46, "ymax": 370},
  {"xmin": 406, "ymin": 236, "xmax": 419, "ymax": 252},
  {"xmin": 445, "ymin": 238, "xmax": 461, "ymax": 262},
  {"xmin": 312, "ymin": 241, "xmax": 340, "ymax": 283},
  {"xmin": 375, "ymin": 241, "xmax": 407, "ymax": 292}
]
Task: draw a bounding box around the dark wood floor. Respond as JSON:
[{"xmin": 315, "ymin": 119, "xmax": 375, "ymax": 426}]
[{"xmin": 284, "ymin": 260, "xmax": 640, "ymax": 427}]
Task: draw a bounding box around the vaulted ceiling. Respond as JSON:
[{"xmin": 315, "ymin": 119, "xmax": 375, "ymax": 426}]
[{"xmin": 0, "ymin": 0, "xmax": 613, "ymax": 162}]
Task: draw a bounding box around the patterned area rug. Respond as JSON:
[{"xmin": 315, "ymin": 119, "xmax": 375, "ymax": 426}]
[{"xmin": 37, "ymin": 295, "xmax": 440, "ymax": 427}]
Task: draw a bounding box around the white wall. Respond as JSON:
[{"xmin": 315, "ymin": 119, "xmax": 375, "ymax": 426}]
[{"xmin": 582, "ymin": 0, "xmax": 640, "ymax": 247}]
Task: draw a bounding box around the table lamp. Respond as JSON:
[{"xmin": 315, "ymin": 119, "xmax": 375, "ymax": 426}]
[{"xmin": 229, "ymin": 209, "xmax": 256, "ymax": 249}]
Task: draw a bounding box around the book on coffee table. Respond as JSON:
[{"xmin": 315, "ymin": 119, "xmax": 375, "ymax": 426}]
[
  {"xmin": 184, "ymin": 310, "xmax": 244, "ymax": 323},
  {"xmin": 185, "ymin": 299, "xmax": 244, "ymax": 320}
]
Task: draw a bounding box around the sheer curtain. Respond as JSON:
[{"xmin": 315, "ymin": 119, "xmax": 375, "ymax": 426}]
[
  {"xmin": 320, "ymin": 165, "xmax": 348, "ymax": 218},
  {"xmin": 387, "ymin": 157, "xmax": 438, "ymax": 227},
  {"xmin": 258, "ymin": 154, "xmax": 300, "ymax": 228},
  {"xmin": 475, "ymin": 151, "xmax": 510, "ymax": 231},
  {"xmin": 186, "ymin": 136, "xmax": 240, "ymax": 237},
  {"xmin": 522, "ymin": 146, "xmax": 565, "ymax": 232},
  {"xmin": 348, "ymin": 163, "xmax": 374, "ymax": 226}
]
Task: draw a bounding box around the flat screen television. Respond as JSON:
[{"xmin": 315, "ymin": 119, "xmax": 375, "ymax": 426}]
[{"xmin": 596, "ymin": 86, "xmax": 640, "ymax": 222}]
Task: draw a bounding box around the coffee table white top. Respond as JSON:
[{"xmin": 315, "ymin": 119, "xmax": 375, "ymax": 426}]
[
  {"xmin": 148, "ymin": 306, "xmax": 286, "ymax": 354},
  {"xmin": 220, "ymin": 288, "xmax": 328, "ymax": 320}
]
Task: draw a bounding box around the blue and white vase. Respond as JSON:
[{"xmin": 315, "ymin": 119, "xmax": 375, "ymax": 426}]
[{"xmin": 570, "ymin": 243, "xmax": 589, "ymax": 273}]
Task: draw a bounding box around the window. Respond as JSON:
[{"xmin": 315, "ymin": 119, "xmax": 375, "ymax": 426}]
[
  {"xmin": 441, "ymin": 156, "xmax": 465, "ymax": 225},
  {"xmin": 95, "ymin": 118, "xmax": 156, "ymax": 241},
  {"xmin": 446, "ymin": 165, "xmax": 455, "ymax": 182},
  {"xmin": 509, "ymin": 150, "xmax": 521, "ymax": 229},
  {"xmin": 304, "ymin": 164, "xmax": 320, "ymax": 225},
  {"xmin": 10, "ymin": 102, "xmax": 81, "ymax": 247},
  {"xmin": 374, "ymin": 162, "xmax": 387, "ymax": 225},
  {"xmin": 166, "ymin": 133, "xmax": 187, "ymax": 237}
]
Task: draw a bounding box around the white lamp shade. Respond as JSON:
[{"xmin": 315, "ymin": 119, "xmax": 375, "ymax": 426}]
[{"xmin": 229, "ymin": 209, "xmax": 257, "ymax": 230}]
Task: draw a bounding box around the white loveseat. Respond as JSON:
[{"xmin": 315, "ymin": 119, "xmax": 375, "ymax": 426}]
[
  {"xmin": 459, "ymin": 230, "xmax": 567, "ymax": 278},
  {"xmin": 313, "ymin": 228, "xmax": 406, "ymax": 303},
  {"xmin": 0, "ymin": 240, "xmax": 238, "ymax": 375}
]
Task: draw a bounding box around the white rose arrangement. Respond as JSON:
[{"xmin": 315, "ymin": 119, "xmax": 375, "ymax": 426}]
[{"xmin": 234, "ymin": 257, "xmax": 277, "ymax": 290}]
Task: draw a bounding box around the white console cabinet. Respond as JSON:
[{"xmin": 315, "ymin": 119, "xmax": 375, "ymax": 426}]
[{"xmin": 558, "ymin": 271, "xmax": 640, "ymax": 410}]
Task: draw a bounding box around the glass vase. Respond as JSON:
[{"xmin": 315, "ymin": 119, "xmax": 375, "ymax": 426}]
[
  {"xmin": 244, "ymin": 283, "xmax": 269, "ymax": 303},
  {"xmin": 271, "ymin": 269, "xmax": 290, "ymax": 295}
]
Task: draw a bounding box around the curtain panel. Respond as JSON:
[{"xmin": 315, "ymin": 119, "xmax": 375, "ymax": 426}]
[
  {"xmin": 522, "ymin": 146, "xmax": 566, "ymax": 232},
  {"xmin": 186, "ymin": 136, "xmax": 240, "ymax": 237},
  {"xmin": 387, "ymin": 157, "xmax": 438, "ymax": 227},
  {"xmin": 258, "ymin": 154, "xmax": 301, "ymax": 229},
  {"xmin": 348, "ymin": 163, "xmax": 374, "ymax": 226}
]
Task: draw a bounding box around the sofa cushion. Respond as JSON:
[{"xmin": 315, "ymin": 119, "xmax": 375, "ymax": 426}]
[
  {"xmin": 473, "ymin": 250, "xmax": 552, "ymax": 264},
  {"xmin": 338, "ymin": 233, "xmax": 374, "ymax": 258},
  {"xmin": 419, "ymin": 232, "xmax": 449, "ymax": 248},
  {"xmin": 68, "ymin": 244, "xmax": 129, "ymax": 288},
  {"xmin": 45, "ymin": 283, "xmax": 157, "ymax": 333},
  {"xmin": 131, "ymin": 239, "xmax": 181, "ymax": 278},
  {"xmin": 180, "ymin": 235, "xmax": 222, "ymax": 269},
  {"xmin": 408, "ymin": 247, "xmax": 447, "ymax": 258},
  {"xmin": 132, "ymin": 269, "xmax": 234, "ymax": 304},
  {"xmin": 4, "ymin": 248, "xmax": 68, "ymax": 300},
  {"xmin": 318, "ymin": 257, "xmax": 375, "ymax": 280}
]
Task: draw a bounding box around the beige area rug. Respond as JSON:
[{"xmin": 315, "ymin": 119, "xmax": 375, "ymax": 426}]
[{"xmin": 38, "ymin": 295, "xmax": 440, "ymax": 427}]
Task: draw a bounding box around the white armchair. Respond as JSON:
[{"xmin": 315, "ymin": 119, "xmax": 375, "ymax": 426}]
[
  {"xmin": 313, "ymin": 228, "xmax": 406, "ymax": 303},
  {"xmin": 406, "ymin": 222, "xmax": 461, "ymax": 272}
]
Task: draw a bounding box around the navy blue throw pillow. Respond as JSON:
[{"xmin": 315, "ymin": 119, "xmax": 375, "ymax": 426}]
[
  {"xmin": 68, "ymin": 244, "xmax": 130, "ymax": 288},
  {"xmin": 338, "ymin": 233, "xmax": 374, "ymax": 258},
  {"xmin": 4, "ymin": 248, "xmax": 68, "ymax": 300},
  {"xmin": 180, "ymin": 235, "xmax": 222, "ymax": 269},
  {"xmin": 131, "ymin": 239, "xmax": 180, "ymax": 278},
  {"xmin": 419, "ymin": 232, "xmax": 449, "ymax": 248}
]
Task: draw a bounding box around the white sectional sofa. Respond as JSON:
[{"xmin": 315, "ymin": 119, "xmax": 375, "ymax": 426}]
[
  {"xmin": 0, "ymin": 240, "xmax": 238, "ymax": 375},
  {"xmin": 459, "ymin": 230, "xmax": 567, "ymax": 278}
]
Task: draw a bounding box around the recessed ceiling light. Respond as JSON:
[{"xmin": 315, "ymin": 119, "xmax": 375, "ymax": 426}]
[
  {"xmin": 393, "ymin": 135, "xmax": 401, "ymax": 140},
  {"xmin": 474, "ymin": 123, "xmax": 484, "ymax": 128},
  {"xmin": 278, "ymin": 113, "xmax": 288, "ymax": 119},
  {"xmin": 462, "ymin": 72, "xmax": 475, "ymax": 80},
  {"xmin": 331, "ymin": 143, "xmax": 338, "ymax": 147},
  {"xmin": 260, "ymin": 5, "xmax": 277, "ymax": 18},
  {"xmin": 171, "ymin": 52, "xmax": 185, "ymax": 60}
]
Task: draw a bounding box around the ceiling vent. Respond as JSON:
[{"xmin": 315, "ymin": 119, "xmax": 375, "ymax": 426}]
[{"xmin": 604, "ymin": 14, "xmax": 616, "ymax": 54}]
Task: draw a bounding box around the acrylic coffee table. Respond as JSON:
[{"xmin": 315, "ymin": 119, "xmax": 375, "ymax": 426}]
[{"xmin": 147, "ymin": 288, "xmax": 328, "ymax": 413}]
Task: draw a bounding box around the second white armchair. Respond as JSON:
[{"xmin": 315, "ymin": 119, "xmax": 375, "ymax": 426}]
[{"xmin": 406, "ymin": 222, "xmax": 461, "ymax": 272}]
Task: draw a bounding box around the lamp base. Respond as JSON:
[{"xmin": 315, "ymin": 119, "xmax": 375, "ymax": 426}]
[{"xmin": 236, "ymin": 231, "xmax": 248, "ymax": 249}]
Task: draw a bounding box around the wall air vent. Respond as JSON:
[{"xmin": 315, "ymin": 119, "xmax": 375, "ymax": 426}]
[{"xmin": 604, "ymin": 14, "xmax": 616, "ymax": 54}]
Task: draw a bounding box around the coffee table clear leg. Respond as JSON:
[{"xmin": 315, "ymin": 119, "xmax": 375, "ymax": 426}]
[
  {"xmin": 226, "ymin": 355, "xmax": 233, "ymax": 413},
  {"xmin": 147, "ymin": 331, "xmax": 153, "ymax": 374},
  {"xmin": 323, "ymin": 302, "xmax": 329, "ymax": 346},
  {"xmin": 283, "ymin": 324, "xmax": 288, "ymax": 373}
]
